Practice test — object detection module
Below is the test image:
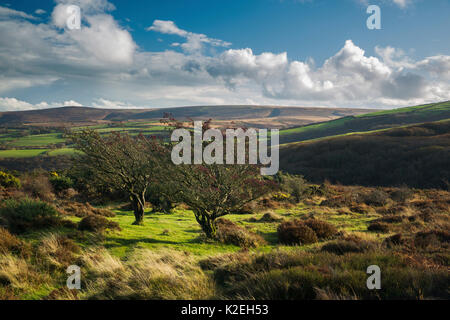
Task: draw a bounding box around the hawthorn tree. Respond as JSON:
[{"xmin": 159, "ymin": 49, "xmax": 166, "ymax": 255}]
[
  {"xmin": 70, "ymin": 130, "xmax": 169, "ymax": 225},
  {"xmin": 165, "ymin": 116, "xmax": 278, "ymax": 238},
  {"xmin": 171, "ymin": 163, "xmax": 277, "ymax": 238}
]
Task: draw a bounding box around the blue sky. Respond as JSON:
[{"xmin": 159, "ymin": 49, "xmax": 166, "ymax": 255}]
[{"xmin": 0, "ymin": 0, "xmax": 449, "ymax": 110}]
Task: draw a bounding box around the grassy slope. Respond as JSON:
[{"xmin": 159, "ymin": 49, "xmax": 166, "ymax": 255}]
[
  {"xmin": 103, "ymin": 204, "xmax": 373, "ymax": 259},
  {"xmin": 279, "ymin": 101, "xmax": 450, "ymax": 144}
]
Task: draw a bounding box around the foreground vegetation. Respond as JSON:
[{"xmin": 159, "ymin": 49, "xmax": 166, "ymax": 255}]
[{"xmin": 0, "ymin": 170, "xmax": 448, "ymax": 300}]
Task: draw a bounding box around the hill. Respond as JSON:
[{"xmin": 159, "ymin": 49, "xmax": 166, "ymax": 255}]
[
  {"xmin": 279, "ymin": 101, "xmax": 450, "ymax": 144},
  {"xmin": 279, "ymin": 120, "xmax": 450, "ymax": 189},
  {"xmin": 0, "ymin": 105, "xmax": 373, "ymax": 128}
]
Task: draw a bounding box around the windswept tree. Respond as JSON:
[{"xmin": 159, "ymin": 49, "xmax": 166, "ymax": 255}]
[
  {"xmin": 171, "ymin": 163, "xmax": 277, "ymax": 238},
  {"xmin": 166, "ymin": 116, "xmax": 278, "ymax": 238},
  {"xmin": 70, "ymin": 130, "xmax": 169, "ymax": 225}
]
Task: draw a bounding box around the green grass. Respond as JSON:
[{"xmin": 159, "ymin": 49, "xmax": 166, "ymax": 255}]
[
  {"xmin": 8, "ymin": 133, "xmax": 65, "ymax": 147},
  {"xmin": 100, "ymin": 202, "xmax": 375, "ymax": 259},
  {"xmin": 0, "ymin": 149, "xmax": 48, "ymax": 158},
  {"xmin": 47, "ymin": 148, "xmax": 80, "ymax": 156}
]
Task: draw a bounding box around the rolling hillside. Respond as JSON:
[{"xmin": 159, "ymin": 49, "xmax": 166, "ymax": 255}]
[
  {"xmin": 279, "ymin": 101, "xmax": 450, "ymax": 144},
  {"xmin": 280, "ymin": 119, "xmax": 450, "ymax": 189},
  {"xmin": 0, "ymin": 105, "xmax": 372, "ymax": 128}
]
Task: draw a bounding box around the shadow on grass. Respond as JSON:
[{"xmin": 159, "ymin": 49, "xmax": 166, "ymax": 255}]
[{"xmin": 104, "ymin": 237, "xmax": 181, "ymax": 248}]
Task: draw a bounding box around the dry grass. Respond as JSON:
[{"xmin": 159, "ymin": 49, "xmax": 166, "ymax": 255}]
[{"xmin": 80, "ymin": 248, "xmax": 215, "ymax": 300}]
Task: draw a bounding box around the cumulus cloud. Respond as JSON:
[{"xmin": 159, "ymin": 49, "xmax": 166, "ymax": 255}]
[
  {"xmin": 0, "ymin": 0, "xmax": 448, "ymax": 110},
  {"xmin": 51, "ymin": 1, "xmax": 136, "ymax": 65},
  {"xmin": 0, "ymin": 97, "xmax": 83, "ymax": 111}
]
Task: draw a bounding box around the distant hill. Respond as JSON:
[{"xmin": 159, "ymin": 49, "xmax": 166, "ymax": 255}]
[
  {"xmin": 279, "ymin": 101, "xmax": 450, "ymax": 144},
  {"xmin": 0, "ymin": 105, "xmax": 373, "ymax": 128},
  {"xmin": 280, "ymin": 119, "xmax": 450, "ymax": 189}
]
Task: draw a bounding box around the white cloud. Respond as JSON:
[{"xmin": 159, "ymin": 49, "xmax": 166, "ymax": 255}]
[
  {"xmin": 392, "ymin": 0, "xmax": 409, "ymax": 8},
  {"xmin": 0, "ymin": 97, "xmax": 83, "ymax": 111},
  {"xmin": 0, "ymin": 6, "xmax": 36, "ymax": 20},
  {"xmin": 147, "ymin": 20, "xmax": 231, "ymax": 54},
  {"xmin": 35, "ymin": 9, "xmax": 46, "ymax": 15},
  {"xmin": 51, "ymin": 1, "xmax": 136, "ymax": 65},
  {"xmin": 92, "ymin": 98, "xmax": 142, "ymax": 109},
  {"xmin": 0, "ymin": 1, "xmax": 448, "ymax": 111}
]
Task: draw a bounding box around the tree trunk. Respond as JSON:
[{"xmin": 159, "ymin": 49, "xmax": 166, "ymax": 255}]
[
  {"xmin": 131, "ymin": 192, "xmax": 146, "ymax": 225},
  {"xmin": 194, "ymin": 211, "xmax": 216, "ymax": 238}
]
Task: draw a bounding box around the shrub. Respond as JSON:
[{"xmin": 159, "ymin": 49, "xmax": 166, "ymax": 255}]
[
  {"xmin": 275, "ymin": 172, "xmax": 308, "ymax": 203},
  {"xmin": 215, "ymin": 219, "xmax": 265, "ymax": 248},
  {"xmin": 49, "ymin": 174, "xmax": 73, "ymax": 194},
  {"xmin": 321, "ymin": 240, "xmax": 376, "ymax": 255},
  {"xmin": 363, "ymin": 189, "xmax": 390, "ymax": 206},
  {"xmin": 58, "ymin": 201, "xmax": 115, "ymax": 218},
  {"xmin": 390, "ymin": 187, "xmax": 414, "ymax": 203},
  {"xmin": 304, "ymin": 219, "xmax": 337, "ymax": 239},
  {"xmin": 0, "ymin": 227, "xmax": 31, "ymax": 257},
  {"xmin": 0, "ymin": 171, "xmax": 20, "ymax": 189},
  {"xmin": 21, "ymin": 173, "xmax": 55, "ymax": 202},
  {"xmin": 375, "ymin": 215, "xmax": 404, "ymax": 223},
  {"xmin": 0, "ymin": 198, "xmax": 62, "ymax": 234},
  {"xmin": 414, "ymin": 230, "xmax": 450, "ymax": 248},
  {"xmin": 383, "ymin": 234, "xmax": 405, "ymax": 247},
  {"xmin": 277, "ymin": 219, "xmax": 318, "ymax": 245},
  {"xmin": 367, "ymin": 222, "xmax": 390, "ymax": 233},
  {"xmin": 78, "ymin": 215, "xmax": 121, "ymax": 233}
]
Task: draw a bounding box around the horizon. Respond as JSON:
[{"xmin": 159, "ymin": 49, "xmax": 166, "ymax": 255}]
[{"xmin": 0, "ymin": 0, "xmax": 449, "ymax": 111}]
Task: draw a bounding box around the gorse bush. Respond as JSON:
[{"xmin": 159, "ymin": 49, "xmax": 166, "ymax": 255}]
[
  {"xmin": 277, "ymin": 219, "xmax": 318, "ymax": 245},
  {"xmin": 275, "ymin": 172, "xmax": 308, "ymax": 203},
  {"xmin": 0, "ymin": 198, "xmax": 61, "ymax": 234},
  {"xmin": 49, "ymin": 173, "xmax": 73, "ymax": 194},
  {"xmin": 0, "ymin": 171, "xmax": 20, "ymax": 189}
]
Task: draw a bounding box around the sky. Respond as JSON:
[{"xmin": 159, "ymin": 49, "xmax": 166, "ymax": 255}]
[{"xmin": 0, "ymin": 0, "xmax": 449, "ymax": 111}]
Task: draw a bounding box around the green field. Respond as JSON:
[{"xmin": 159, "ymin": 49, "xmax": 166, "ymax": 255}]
[
  {"xmin": 0, "ymin": 123, "xmax": 170, "ymax": 159},
  {"xmin": 7, "ymin": 133, "xmax": 65, "ymax": 147},
  {"xmin": 0, "ymin": 149, "xmax": 48, "ymax": 158},
  {"xmin": 47, "ymin": 148, "xmax": 80, "ymax": 156}
]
